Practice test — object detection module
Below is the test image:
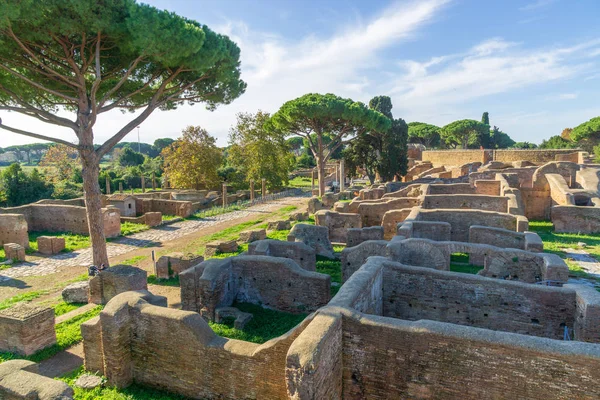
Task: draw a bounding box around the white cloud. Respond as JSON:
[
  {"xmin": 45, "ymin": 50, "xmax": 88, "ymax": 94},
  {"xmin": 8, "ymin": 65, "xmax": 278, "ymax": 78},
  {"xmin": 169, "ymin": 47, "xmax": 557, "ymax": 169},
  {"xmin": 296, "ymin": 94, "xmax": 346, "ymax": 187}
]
[
  {"xmin": 519, "ymin": 0, "xmax": 558, "ymax": 11},
  {"xmin": 556, "ymin": 93, "xmax": 578, "ymax": 100},
  {"xmin": 1, "ymin": 0, "xmax": 450, "ymax": 147}
]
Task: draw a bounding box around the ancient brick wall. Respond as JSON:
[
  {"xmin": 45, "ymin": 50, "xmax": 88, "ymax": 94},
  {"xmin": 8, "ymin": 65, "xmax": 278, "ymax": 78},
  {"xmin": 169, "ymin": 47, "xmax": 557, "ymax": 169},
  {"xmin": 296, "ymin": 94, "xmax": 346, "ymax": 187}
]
[
  {"xmin": 83, "ymin": 291, "xmax": 313, "ymax": 399},
  {"xmin": 247, "ymin": 240, "xmax": 316, "ymax": 272},
  {"xmin": 0, "ymin": 304, "xmax": 56, "ymax": 356},
  {"xmin": 0, "ymin": 214, "xmax": 28, "ymax": 248},
  {"xmin": 314, "ymin": 210, "xmax": 361, "ymax": 243},
  {"xmin": 552, "ymin": 205, "xmax": 600, "ymax": 234},
  {"xmin": 180, "ymin": 256, "xmax": 330, "ymax": 319},
  {"xmin": 0, "ymin": 204, "xmax": 121, "ymax": 237},
  {"xmin": 137, "ymin": 198, "xmax": 193, "ymax": 217},
  {"xmin": 382, "ymin": 262, "xmax": 575, "ymax": 339},
  {"xmin": 357, "ymin": 198, "xmax": 420, "ymax": 227},
  {"xmin": 423, "ymin": 149, "xmax": 582, "ymax": 167},
  {"xmin": 494, "ymin": 149, "xmax": 582, "ymax": 164},
  {"xmin": 426, "ymin": 183, "xmax": 475, "ymax": 195},
  {"xmin": 421, "ymin": 194, "xmax": 509, "ymax": 213}
]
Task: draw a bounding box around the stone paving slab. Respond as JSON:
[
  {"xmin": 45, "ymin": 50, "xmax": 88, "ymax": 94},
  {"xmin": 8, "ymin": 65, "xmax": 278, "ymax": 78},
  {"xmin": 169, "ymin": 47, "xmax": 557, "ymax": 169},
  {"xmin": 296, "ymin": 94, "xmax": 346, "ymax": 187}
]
[{"xmin": 0, "ymin": 200, "xmax": 296, "ymax": 282}]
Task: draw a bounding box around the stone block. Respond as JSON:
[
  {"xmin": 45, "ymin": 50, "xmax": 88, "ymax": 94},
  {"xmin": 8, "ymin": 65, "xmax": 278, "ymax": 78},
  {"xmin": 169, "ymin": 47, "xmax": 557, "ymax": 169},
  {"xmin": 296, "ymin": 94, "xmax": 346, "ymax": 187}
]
[
  {"xmin": 288, "ymin": 223, "xmax": 335, "ymax": 259},
  {"xmin": 0, "ymin": 214, "xmax": 29, "ymax": 249},
  {"xmin": 144, "ymin": 212, "xmax": 163, "ymax": 227},
  {"xmin": 346, "ymin": 226, "xmax": 384, "ymax": 248},
  {"xmin": 37, "ymin": 236, "xmax": 65, "ymax": 255},
  {"xmin": 239, "ymin": 229, "xmax": 267, "ymax": 243},
  {"xmin": 0, "ymin": 360, "xmax": 74, "ymax": 399},
  {"xmin": 62, "ymin": 281, "xmax": 89, "ymax": 304},
  {"xmin": 3, "ymin": 243, "xmax": 25, "ymax": 262},
  {"xmin": 248, "ymin": 239, "xmax": 316, "ymax": 271},
  {"xmin": 308, "ymin": 196, "xmax": 326, "ymax": 214},
  {"xmin": 267, "ymin": 220, "xmax": 291, "ymax": 231},
  {"xmin": 205, "ymin": 240, "xmax": 239, "ymax": 257},
  {"xmin": 0, "ymin": 304, "xmax": 56, "ymax": 356},
  {"xmin": 289, "ymin": 211, "xmax": 309, "ymax": 221},
  {"xmin": 156, "ymin": 252, "xmax": 204, "ymax": 279},
  {"xmin": 321, "ymin": 192, "xmax": 339, "ymax": 208},
  {"xmin": 88, "ymin": 265, "xmax": 148, "ymax": 305},
  {"xmin": 215, "ymin": 307, "xmax": 253, "ymax": 329}
]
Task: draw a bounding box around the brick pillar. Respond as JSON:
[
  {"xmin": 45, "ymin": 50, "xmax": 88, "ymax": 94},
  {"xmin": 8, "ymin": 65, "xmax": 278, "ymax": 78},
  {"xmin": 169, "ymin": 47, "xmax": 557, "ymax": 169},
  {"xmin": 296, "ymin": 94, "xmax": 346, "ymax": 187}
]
[
  {"xmin": 250, "ymin": 180, "xmax": 255, "ymax": 203},
  {"xmin": 119, "ymin": 182, "xmax": 123, "ymax": 194},
  {"xmin": 311, "ymin": 169, "xmax": 315, "ymax": 190},
  {"xmin": 222, "ymin": 183, "xmax": 227, "ymax": 208},
  {"xmin": 262, "ymin": 178, "xmax": 266, "ymax": 198},
  {"xmin": 152, "ymin": 172, "xmax": 157, "ymax": 190},
  {"xmin": 141, "ymin": 176, "xmax": 145, "ymax": 193},
  {"xmin": 106, "ymin": 176, "xmax": 111, "ymax": 195}
]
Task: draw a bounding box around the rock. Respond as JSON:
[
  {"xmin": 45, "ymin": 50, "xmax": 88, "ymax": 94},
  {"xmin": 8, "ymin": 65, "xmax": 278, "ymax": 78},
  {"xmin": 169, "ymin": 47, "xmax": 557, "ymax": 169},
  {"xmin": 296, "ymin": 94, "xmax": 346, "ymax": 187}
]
[
  {"xmin": 289, "ymin": 211, "xmax": 309, "ymax": 221},
  {"xmin": 578, "ymin": 242, "xmax": 587, "ymax": 248},
  {"xmin": 267, "ymin": 220, "xmax": 291, "ymax": 231},
  {"xmin": 288, "ymin": 223, "xmax": 335, "ymax": 259},
  {"xmin": 61, "ymin": 281, "xmax": 89, "ymax": 304},
  {"xmin": 239, "ymin": 229, "xmax": 267, "ymax": 243},
  {"xmin": 307, "ymin": 196, "xmax": 326, "ymax": 214},
  {"xmin": 215, "ymin": 307, "xmax": 253, "ymax": 329},
  {"xmin": 205, "ymin": 240, "xmax": 238, "ymax": 257},
  {"xmin": 321, "ymin": 192, "xmax": 339, "ymax": 208},
  {"xmin": 74, "ymin": 374, "xmax": 104, "ymax": 390}
]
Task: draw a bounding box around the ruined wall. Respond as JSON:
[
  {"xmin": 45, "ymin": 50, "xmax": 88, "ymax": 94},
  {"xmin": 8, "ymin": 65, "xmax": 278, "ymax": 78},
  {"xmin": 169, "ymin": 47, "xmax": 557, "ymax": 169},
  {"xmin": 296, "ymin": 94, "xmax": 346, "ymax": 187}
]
[
  {"xmin": 427, "ymin": 183, "xmax": 475, "ymax": 195},
  {"xmin": 0, "ymin": 214, "xmax": 28, "ymax": 248},
  {"xmin": 82, "ymin": 291, "xmax": 313, "ymax": 399},
  {"xmin": 552, "ymin": 205, "xmax": 600, "ymax": 234},
  {"xmin": 0, "ymin": 304, "xmax": 56, "ymax": 356},
  {"xmin": 136, "ymin": 198, "xmax": 193, "ymax": 218},
  {"xmin": 0, "ymin": 360, "xmax": 74, "ymax": 399},
  {"xmin": 0, "ymin": 204, "xmax": 120, "ymax": 238},
  {"xmin": 382, "ymin": 262, "xmax": 575, "ymax": 340},
  {"xmin": 247, "ymin": 240, "xmax": 316, "ymax": 272},
  {"xmin": 421, "ymin": 194, "xmax": 508, "ymax": 213},
  {"xmin": 180, "ymin": 256, "xmax": 330, "ymax": 319},
  {"xmin": 423, "ymin": 149, "xmax": 582, "ymax": 167},
  {"xmin": 357, "ymin": 198, "xmax": 420, "ymax": 226},
  {"xmin": 314, "ymin": 210, "xmax": 361, "ymax": 243}
]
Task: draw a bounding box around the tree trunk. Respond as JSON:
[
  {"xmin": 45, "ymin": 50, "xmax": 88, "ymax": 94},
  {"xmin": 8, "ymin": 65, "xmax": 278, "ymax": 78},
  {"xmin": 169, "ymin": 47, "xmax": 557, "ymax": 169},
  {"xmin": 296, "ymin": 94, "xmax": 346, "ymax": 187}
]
[
  {"xmin": 317, "ymin": 158, "xmax": 326, "ymax": 196},
  {"xmin": 80, "ymin": 146, "xmax": 110, "ymax": 267}
]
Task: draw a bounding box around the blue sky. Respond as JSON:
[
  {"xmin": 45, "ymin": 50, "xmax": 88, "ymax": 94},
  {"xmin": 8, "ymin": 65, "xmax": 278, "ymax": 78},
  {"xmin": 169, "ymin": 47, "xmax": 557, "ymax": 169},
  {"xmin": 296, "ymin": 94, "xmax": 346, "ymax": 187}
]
[{"xmin": 3, "ymin": 0, "xmax": 600, "ymax": 147}]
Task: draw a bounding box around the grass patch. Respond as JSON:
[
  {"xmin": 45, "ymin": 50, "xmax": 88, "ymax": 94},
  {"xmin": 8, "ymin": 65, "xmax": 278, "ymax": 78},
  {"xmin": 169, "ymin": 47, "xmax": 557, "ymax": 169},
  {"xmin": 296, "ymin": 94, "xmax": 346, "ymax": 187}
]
[
  {"xmin": 0, "ymin": 290, "xmax": 49, "ymax": 311},
  {"xmin": 0, "ymin": 248, "xmax": 5, "ymax": 262},
  {"xmin": 316, "ymin": 260, "xmax": 341, "ymax": 283},
  {"xmin": 266, "ymin": 229, "xmax": 290, "ymax": 241},
  {"xmin": 120, "ymin": 255, "xmax": 148, "ymax": 266},
  {"xmin": 0, "ymin": 305, "xmax": 102, "ymax": 364},
  {"xmin": 208, "ymin": 302, "xmax": 307, "ymax": 344},
  {"xmin": 28, "ymin": 232, "xmax": 91, "ymax": 253},
  {"xmin": 120, "ymin": 221, "xmax": 150, "ymax": 236},
  {"xmin": 161, "ymin": 214, "xmax": 179, "ymax": 221},
  {"xmin": 288, "ymin": 176, "xmax": 313, "ymax": 188},
  {"xmin": 450, "ymin": 253, "xmax": 470, "ymax": 263},
  {"xmin": 53, "ymin": 301, "xmax": 86, "ymax": 317},
  {"xmin": 59, "ymin": 366, "xmax": 188, "ymax": 400},
  {"xmin": 147, "ymin": 275, "xmax": 180, "ymax": 287},
  {"xmin": 278, "ymin": 205, "xmax": 298, "ymax": 213},
  {"xmin": 450, "ymin": 263, "xmax": 484, "ymax": 274}
]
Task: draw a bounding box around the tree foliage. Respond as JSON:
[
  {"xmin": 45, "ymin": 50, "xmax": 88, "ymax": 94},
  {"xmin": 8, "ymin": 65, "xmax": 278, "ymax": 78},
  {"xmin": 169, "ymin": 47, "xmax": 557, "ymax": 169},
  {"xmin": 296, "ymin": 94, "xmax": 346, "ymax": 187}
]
[
  {"xmin": 0, "ymin": 163, "xmax": 52, "ymax": 206},
  {"xmin": 489, "ymin": 126, "xmax": 515, "ymax": 149},
  {"xmin": 571, "ymin": 117, "xmax": 600, "ymax": 142},
  {"xmin": 539, "ymin": 135, "xmax": 575, "ymax": 149},
  {"xmin": 269, "ymin": 93, "xmax": 390, "ymax": 195},
  {"xmin": 441, "ymin": 119, "xmax": 489, "ymax": 149},
  {"xmin": 481, "ymin": 112, "xmax": 490, "ymax": 125},
  {"xmin": 228, "ymin": 111, "xmax": 293, "ymax": 190},
  {"xmin": 39, "ymin": 144, "xmax": 81, "ymax": 183},
  {"xmin": 117, "ymin": 147, "xmax": 145, "ymax": 167},
  {"xmin": 162, "ymin": 126, "xmax": 222, "ymax": 190},
  {"xmin": 408, "ymin": 122, "xmax": 441, "ymax": 148},
  {"xmin": 512, "ymin": 142, "xmax": 538, "ymax": 149},
  {"xmin": 0, "ymin": 0, "xmax": 246, "ymax": 265}
]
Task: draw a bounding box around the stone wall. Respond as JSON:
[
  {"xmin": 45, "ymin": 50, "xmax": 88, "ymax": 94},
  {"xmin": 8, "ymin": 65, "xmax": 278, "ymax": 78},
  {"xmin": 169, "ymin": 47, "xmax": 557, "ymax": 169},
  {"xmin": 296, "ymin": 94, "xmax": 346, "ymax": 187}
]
[
  {"xmin": 179, "ymin": 256, "xmax": 330, "ymax": 319},
  {"xmin": 423, "ymin": 149, "xmax": 583, "ymax": 167},
  {"xmin": 247, "ymin": 240, "xmax": 316, "ymax": 271},
  {"xmin": 381, "ymin": 209, "xmax": 413, "ymax": 239},
  {"xmin": 552, "ymin": 205, "xmax": 600, "ymax": 234},
  {"xmin": 357, "ymin": 198, "xmax": 420, "ymax": 226},
  {"xmin": 0, "ymin": 360, "xmax": 74, "ymax": 399},
  {"xmin": 82, "ymin": 291, "xmax": 313, "ymax": 399},
  {"xmin": 88, "ymin": 265, "xmax": 148, "ymax": 304},
  {"xmin": 0, "ymin": 214, "xmax": 28, "ymax": 248},
  {"xmin": 0, "ymin": 304, "xmax": 56, "ymax": 356},
  {"xmin": 0, "ymin": 204, "xmax": 121, "ymax": 238},
  {"xmin": 421, "ymin": 194, "xmax": 509, "ymax": 213},
  {"xmin": 136, "ymin": 198, "xmax": 193, "ymax": 218},
  {"xmin": 314, "ymin": 210, "xmax": 361, "ymax": 243}
]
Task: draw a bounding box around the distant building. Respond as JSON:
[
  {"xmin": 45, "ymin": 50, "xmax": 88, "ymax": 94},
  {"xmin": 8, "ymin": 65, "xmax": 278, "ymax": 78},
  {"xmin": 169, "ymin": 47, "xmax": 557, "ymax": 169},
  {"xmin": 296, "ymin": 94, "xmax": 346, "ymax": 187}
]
[{"xmin": 107, "ymin": 194, "xmax": 136, "ymax": 217}]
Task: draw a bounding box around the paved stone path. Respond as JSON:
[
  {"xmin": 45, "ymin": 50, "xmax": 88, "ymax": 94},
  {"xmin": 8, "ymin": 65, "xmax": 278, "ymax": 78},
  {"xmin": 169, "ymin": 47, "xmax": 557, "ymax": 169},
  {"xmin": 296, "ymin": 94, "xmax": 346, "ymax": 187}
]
[
  {"xmin": 564, "ymin": 248, "xmax": 600, "ymax": 287},
  {"xmin": 0, "ymin": 199, "xmax": 298, "ymax": 282}
]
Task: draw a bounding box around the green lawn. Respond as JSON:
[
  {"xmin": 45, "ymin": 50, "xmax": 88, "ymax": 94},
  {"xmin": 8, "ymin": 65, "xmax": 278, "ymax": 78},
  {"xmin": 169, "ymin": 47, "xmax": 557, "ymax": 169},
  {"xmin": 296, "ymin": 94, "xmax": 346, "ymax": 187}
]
[
  {"xmin": 28, "ymin": 232, "xmax": 91, "ymax": 253},
  {"xmin": 288, "ymin": 176, "xmax": 314, "ymax": 188},
  {"xmin": 208, "ymin": 302, "xmax": 307, "ymax": 344},
  {"xmin": 529, "ymin": 220, "xmax": 600, "ymax": 280}
]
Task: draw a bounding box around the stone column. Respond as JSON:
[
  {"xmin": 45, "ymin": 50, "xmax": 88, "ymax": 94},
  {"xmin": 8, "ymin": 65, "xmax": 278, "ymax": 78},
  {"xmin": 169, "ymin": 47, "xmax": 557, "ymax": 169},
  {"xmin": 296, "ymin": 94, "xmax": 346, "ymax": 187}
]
[
  {"xmin": 262, "ymin": 178, "xmax": 266, "ymax": 198},
  {"xmin": 340, "ymin": 160, "xmax": 345, "ymax": 192},
  {"xmin": 119, "ymin": 182, "xmax": 123, "ymax": 194},
  {"xmin": 106, "ymin": 176, "xmax": 111, "ymax": 195},
  {"xmin": 152, "ymin": 172, "xmax": 157, "ymax": 191},
  {"xmin": 222, "ymin": 183, "xmax": 227, "ymax": 208},
  {"xmin": 141, "ymin": 176, "xmax": 145, "ymax": 193},
  {"xmin": 250, "ymin": 180, "xmax": 255, "ymax": 203}
]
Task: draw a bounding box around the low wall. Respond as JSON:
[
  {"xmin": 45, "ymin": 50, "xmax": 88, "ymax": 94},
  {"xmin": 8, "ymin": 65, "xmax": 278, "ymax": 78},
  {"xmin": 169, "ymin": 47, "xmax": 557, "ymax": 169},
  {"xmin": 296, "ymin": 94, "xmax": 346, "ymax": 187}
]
[
  {"xmin": 421, "ymin": 194, "xmax": 509, "ymax": 213},
  {"xmin": 357, "ymin": 198, "xmax": 420, "ymax": 226},
  {"xmin": 136, "ymin": 198, "xmax": 193, "ymax": 218},
  {"xmin": 0, "ymin": 360, "xmax": 74, "ymax": 399},
  {"xmin": 552, "ymin": 205, "xmax": 600, "ymax": 234},
  {"xmin": 0, "ymin": 204, "xmax": 121, "ymax": 238},
  {"xmin": 314, "ymin": 210, "xmax": 361, "ymax": 243},
  {"xmin": 82, "ymin": 291, "xmax": 313, "ymax": 399},
  {"xmin": 423, "ymin": 149, "xmax": 583, "ymax": 167},
  {"xmin": 0, "ymin": 214, "xmax": 28, "ymax": 248},
  {"xmin": 180, "ymin": 256, "xmax": 330, "ymax": 319},
  {"xmin": 247, "ymin": 240, "xmax": 316, "ymax": 271}
]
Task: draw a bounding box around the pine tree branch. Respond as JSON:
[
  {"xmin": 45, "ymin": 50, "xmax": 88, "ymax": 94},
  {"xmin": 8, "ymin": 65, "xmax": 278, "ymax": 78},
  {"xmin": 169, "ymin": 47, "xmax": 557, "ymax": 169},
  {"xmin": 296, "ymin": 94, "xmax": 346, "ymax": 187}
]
[{"xmin": 0, "ymin": 123, "xmax": 79, "ymax": 149}]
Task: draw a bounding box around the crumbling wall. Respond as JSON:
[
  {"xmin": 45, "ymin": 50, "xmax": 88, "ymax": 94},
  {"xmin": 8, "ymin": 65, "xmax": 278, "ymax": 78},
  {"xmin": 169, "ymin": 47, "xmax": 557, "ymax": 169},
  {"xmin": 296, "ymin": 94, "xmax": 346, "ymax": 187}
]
[
  {"xmin": 0, "ymin": 214, "xmax": 28, "ymax": 248},
  {"xmin": 421, "ymin": 194, "xmax": 508, "ymax": 213},
  {"xmin": 247, "ymin": 240, "xmax": 316, "ymax": 271},
  {"xmin": 357, "ymin": 198, "xmax": 420, "ymax": 226},
  {"xmin": 82, "ymin": 291, "xmax": 313, "ymax": 399},
  {"xmin": 314, "ymin": 210, "xmax": 361, "ymax": 243},
  {"xmin": 180, "ymin": 256, "xmax": 330, "ymax": 319},
  {"xmin": 0, "ymin": 360, "xmax": 74, "ymax": 399},
  {"xmin": 136, "ymin": 198, "xmax": 193, "ymax": 218}
]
